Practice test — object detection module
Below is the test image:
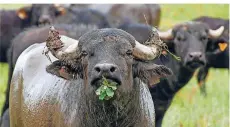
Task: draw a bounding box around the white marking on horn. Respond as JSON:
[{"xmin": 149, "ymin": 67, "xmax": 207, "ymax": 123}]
[{"xmin": 209, "ymin": 26, "xmax": 224, "ymax": 38}]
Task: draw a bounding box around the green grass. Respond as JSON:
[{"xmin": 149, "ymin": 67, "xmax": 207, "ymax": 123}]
[
  {"xmin": 0, "ymin": 63, "xmax": 8, "ymax": 112},
  {"xmin": 0, "ymin": 4, "xmax": 28, "ymax": 9},
  {"xmin": 160, "ymin": 4, "xmax": 229, "ymax": 30},
  {"xmin": 163, "ymin": 69, "xmax": 229, "ymax": 127},
  {"xmin": 0, "ymin": 4, "xmax": 229, "ymax": 127}
]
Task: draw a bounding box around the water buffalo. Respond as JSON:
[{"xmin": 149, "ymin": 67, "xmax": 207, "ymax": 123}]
[
  {"xmin": 150, "ymin": 22, "xmax": 224, "ymax": 126},
  {"xmin": 0, "ymin": 4, "xmax": 66, "ymax": 62},
  {"xmin": 10, "ymin": 27, "xmax": 172, "ymax": 126},
  {"xmin": 1, "ymin": 24, "xmax": 98, "ymax": 116},
  {"xmin": 193, "ymin": 16, "xmax": 229, "ymax": 96},
  {"xmin": 107, "ymin": 4, "xmax": 161, "ymax": 28},
  {"xmin": 17, "ymin": 4, "xmax": 66, "ymax": 25}
]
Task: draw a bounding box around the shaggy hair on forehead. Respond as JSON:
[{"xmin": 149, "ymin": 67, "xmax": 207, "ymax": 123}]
[{"xmin": 78, "ymin": 28, "xmax": 136, "ymax": 48}]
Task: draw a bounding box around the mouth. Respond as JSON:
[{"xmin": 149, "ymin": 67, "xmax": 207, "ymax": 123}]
[
  {"xmin": 186, "ymin": 60, "xmax": 205, "ymax": 69},
  {"xmin": 91, "ymin": 76, "xmax": 121, "ymax": 88}
]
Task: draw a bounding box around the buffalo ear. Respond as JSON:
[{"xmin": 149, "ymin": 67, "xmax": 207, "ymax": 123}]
[
  {"xmin": 135, "ymin": 62, "xmax": 173, "ymax": 87},
  {"xmin": 46, "ymin": 60, "xmax": 77, "ymax": 80},
  {"xmin": 207, "ymin": 37, "xmax": 228, "ymax": 54},
  {"xmin": 54, "ymin": 5, "xmax": 66, "ymax": 16},
  {"xmin": 17, "ymin": 6, "xmax": 31, "ymax": 20},
  {"xmin": 218, "ymin": 41, "xmax": 228, "ymax": 52}
]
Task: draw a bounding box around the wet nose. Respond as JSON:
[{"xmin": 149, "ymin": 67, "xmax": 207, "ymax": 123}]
[
  {"xmin": 94, "ymin": 63, "xmax": 118, "ymax": 75},
  {"xmin": 39, "ymin": 15, "xmax": 52, "ymax": 24},
  {"xmin": 189, "ymin": 52, "xmax": 202, "ymax": 60}
]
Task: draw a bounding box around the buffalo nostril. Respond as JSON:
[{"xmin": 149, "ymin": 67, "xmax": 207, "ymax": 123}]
[
  {"xmin": 95, "ymin": 67, "xmax": 101, "ymax": 73},
  {"xmin": 94, "ymin": 63, "xmax": 118, "ymax": 74},
  {"xmin": 189, "ymin": 52, "xmax": 202, "ymax": 59},
  {"xmin": 110, "ymin": 66, "xmax": 116, "ymax": 72}
]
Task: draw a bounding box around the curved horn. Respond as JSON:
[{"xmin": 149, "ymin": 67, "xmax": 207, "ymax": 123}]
[
  {"xmin": 46, "ymin": 26, "xmax": 80, "ymax": 61},
  {"xmin": 158, "ymin": 29, "xmax": 173, "ymax": 40},
  {"xmin": 133, "ymin": 40, "xmax": 160, "ymax": 60},
  {"xmin": 208, "ymin": 26, "xmax": 224, "ymax": 38}
]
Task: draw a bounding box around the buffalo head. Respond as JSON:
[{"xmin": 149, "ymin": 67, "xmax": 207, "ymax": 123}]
[
  {"xmin": 46, "ymin": 26, "xmax": 172, "ymax": 98},
  {"xmin": 158, "ymin": 22, "xmax": 224, "ymax": 70},
  {"xmin": 17, "ymin": 4, "xmax": 66, "ymax": 25}
]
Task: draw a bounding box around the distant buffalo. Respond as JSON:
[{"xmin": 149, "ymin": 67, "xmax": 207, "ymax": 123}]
[
  {"xmin": 151, "ymin": 22, "xmax": 224, "ymax": 126},
  {"xmin": 193, "ymin": 16, "xmax": 229, "ymax": 96}
]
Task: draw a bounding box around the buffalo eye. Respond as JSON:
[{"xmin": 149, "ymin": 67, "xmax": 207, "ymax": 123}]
[
  {"xmin": 90, "ymin": 52, "xmax": 94, "ymax": 57},
  {"xmin": 126, "ymin": 50, "xmax": 133, "ymax": 56},
  {"xmin": 200, "ymin": 36, "xmax": 208, "ymax": 42},
  {"xmin": 176, "ymin": 36, "xmax": 184, "ymax": 41},
  {"xmin": 81, "ymin": 51, "xmax": 88, "ymax": 57}
]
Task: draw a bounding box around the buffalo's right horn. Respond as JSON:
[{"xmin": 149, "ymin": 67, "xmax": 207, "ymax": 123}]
[{"xmin": 158, "ymin": 29, "xmax": 173, "ymax": 40}]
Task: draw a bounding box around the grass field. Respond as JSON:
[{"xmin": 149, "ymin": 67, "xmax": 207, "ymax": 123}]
[{"xmin": 0, "ymin": 4, "xmax": 229, "ymax": 127}]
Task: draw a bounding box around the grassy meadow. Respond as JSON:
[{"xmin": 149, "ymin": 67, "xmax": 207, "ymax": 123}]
[{"xmin": 0, "ymin": 4, "xmax": 229, "ymax": 127}]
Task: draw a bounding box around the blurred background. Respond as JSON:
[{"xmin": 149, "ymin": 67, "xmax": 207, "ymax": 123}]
[{"xmin": 0, "ymin": 4, "xmax": 229, "ymax": 127}]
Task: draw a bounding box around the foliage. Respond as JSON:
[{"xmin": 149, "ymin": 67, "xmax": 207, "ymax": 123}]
[{"xmin": 95, "ymin": 76, "xmax": 117, "ymax": 101}]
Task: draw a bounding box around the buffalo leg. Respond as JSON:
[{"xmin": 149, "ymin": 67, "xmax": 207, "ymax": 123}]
[
  {"xmin": 1, "ymin": 48, "xmax": 14, "ymax": 116},
  {"xmin": 197, "ymin": 67, "xmax": 209, "ymax": 96},
  {"xmin": 156, "ymin": 117, "xmax": 164, "ymax": 127},
  {"xmin": 0, "ymin": 108, "xmax": 10, "ymax": 127}
]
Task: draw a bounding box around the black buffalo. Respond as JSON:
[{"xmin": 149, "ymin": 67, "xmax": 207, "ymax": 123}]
[
  {"xmin": 1, "ymin": 24, "xmax": 98, "ymax": 116},
  {"xmin": 0, "ymin": 4, "xmax": 66, "ymax": 62},
  {"xmin": 10, "ymin": 27, "xmax": 172, "ymax": 126},
  {"xmin": 193, "ymin": 16, "xmax": 229, "ymax": 96},
  {"xmin": 151, "ymin": 22, "xmax": 223, "ymax": 126},
  {"xmin": 17, "ymin": 4, "xmax": 66, "ymax": 25}
]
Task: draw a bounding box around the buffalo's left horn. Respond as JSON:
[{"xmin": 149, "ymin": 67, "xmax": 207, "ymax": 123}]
[
  {"xmin": 46, "ymin": 26, "xmax": 80, "ymax": 61},
  {"xmin": 209, "ymin": 26, "xmax": 224, "ymax": 38},
  {"xmin": 133, "ymin": 40, "xmax": 160, "ymax": 60}
]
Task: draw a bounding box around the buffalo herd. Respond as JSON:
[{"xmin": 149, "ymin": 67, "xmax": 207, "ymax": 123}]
[{"xmin": 0, "ymin": 4, "xmax": 229, "ymax": 127}]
